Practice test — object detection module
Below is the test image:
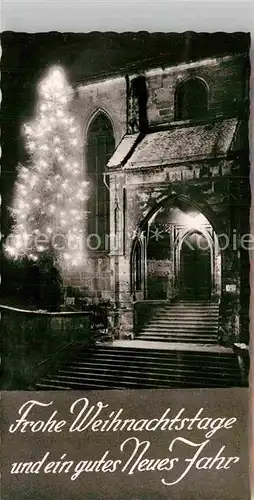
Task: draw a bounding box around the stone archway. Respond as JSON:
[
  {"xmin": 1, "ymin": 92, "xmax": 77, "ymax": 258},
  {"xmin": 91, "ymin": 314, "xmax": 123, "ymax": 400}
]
[{"xmin": 131, "ymin": 196, "xmax": 221, "ymax": 303}]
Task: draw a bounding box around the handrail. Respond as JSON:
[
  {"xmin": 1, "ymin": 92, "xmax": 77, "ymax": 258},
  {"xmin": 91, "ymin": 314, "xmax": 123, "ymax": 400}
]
[{"xmin": 0, "ymin": 304, "xmax": 91, "ymax": 316}]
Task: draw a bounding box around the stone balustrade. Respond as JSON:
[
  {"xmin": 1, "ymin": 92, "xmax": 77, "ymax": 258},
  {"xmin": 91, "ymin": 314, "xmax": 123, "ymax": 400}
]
[{"xmin": 1, "ymin": 304, "xmax": 93, "ymax": 389}]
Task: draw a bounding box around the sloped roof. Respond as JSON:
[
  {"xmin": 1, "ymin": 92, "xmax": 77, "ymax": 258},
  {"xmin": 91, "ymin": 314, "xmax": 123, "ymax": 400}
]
[
  {"xmin": 107, "ymin": 118, "xmax": 239, "ymax": 170},
  {"xmin": 107, "ymin": 134, "xmax": 139, "ymax": 169},
  {"xmin": 125, "ymin": 119, "xmax": 238, "ymax": 169}
]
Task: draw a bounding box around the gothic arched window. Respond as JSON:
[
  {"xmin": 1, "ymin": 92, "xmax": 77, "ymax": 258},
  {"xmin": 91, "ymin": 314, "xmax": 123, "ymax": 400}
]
[
  {"xmin": 86, "ymin": 112, "xmax": 115, "ymax": 251},
  {"xmin": 175, "ymin": 78, "xmax": 208, "ymax": 121}
]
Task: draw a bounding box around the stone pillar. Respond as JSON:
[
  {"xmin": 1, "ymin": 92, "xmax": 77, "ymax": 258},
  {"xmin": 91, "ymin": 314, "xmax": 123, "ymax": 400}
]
[
  {"xmin": 108, "ymin": 172, "xmax": 135, "ymax": 338},
  {"xmin": 118, "ymin": 254, "xmax": 135, "ymax": 339}
]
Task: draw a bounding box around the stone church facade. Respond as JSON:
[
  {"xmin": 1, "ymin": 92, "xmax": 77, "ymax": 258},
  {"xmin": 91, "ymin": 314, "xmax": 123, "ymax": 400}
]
[{"xmin": 68, "ymin": 51, "xmax": 249, "ymax": 347}]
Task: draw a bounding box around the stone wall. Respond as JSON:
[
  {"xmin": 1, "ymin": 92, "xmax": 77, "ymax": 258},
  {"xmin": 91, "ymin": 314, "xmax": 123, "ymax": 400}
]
[
  {"xmin": 76, "ymin": 76, "xmax": 127, "ymax": 144},
  {"xmin": 143, "ymin": 54, "xmax": 248, "ymax": 126}
]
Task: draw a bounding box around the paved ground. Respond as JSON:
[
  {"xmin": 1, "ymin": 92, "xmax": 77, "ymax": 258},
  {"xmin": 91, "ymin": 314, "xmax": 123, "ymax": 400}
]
[{"xmin": 97, "ymin": 339, "xmax": 233, "ymax": 353}]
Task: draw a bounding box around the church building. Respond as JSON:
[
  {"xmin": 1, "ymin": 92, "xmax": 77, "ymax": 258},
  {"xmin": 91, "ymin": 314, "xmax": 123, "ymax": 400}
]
[{"xmin": 67, "ymin": 50, "xmax": 249, "ymax": 348}]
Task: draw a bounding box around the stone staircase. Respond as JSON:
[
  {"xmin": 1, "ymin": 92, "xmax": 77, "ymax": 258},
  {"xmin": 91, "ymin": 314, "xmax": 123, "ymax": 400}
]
[
  {"xmin": 35, "ymin": 343, "xmax": 243, "ymax": 390},
  {"xmin": 136, "ymin": 301, "xmax": 219, "ymax": 344}
]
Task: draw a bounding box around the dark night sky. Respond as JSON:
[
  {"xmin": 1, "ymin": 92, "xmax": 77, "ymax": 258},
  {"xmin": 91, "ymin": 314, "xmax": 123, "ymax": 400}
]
[{"xmin": 1, "ymin": 31, "xmax": 250, "ymax": 233}]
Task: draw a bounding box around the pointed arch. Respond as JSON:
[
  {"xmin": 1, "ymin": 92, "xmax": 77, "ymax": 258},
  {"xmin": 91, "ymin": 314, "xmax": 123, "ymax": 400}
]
[
  {"xmin": 179, "ymin": 230, "xmax": 212, "ymax": 300},
  {"xmin": 85, "ymin": 107, "xmax": 116, "ymax": 138},
  {"xmin": 131, "ymin": 194, "xmax": 222, "ymax": 301},
  {"xmin": 130, "ymin": 235, "xmax": 146, "ymax": 296},
  {"xmin": 85, "ymin": 110, "xmax": 115, "ymax": 252},
  {"xmin": 174, "ymin": 77, "xmax": 209, "ymax": 121}
]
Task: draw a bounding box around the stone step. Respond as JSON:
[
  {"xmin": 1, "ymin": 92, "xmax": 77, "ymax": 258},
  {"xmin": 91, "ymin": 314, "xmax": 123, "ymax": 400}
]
[
  {"xmin": 145, "ymin": 322, "xmax": 218, "ymax": 328},
  {"xmin": 58, "ymin": 363, "xmax": 238, "ymax": 378},
  {"xmin": 137, "ymin": 332, "xmax": 218, "ymax": 338},
  {"xmin": 142, "ymin": 328, "xmax": 218, "ymax": 335},
  {"xmin": 73, "ymin": 356, "xmax": 235, "ymax": 369},
  {"xmin": 140, "ymin": 325, "xmax": 217, "ymax": 335},
  {"xmin": 161, "ymin": 312, "xmax": 219, "ymax": 316},
  {"xmin": 137, "ymin": 336, "xmax": 218, "ymax": 344},
  {"xmin": 165, "ymin": 302, "xmax": 219, "ymax": 306},
  {"xmin": 35, "ymin": 343, "xmax": 242, "ymax": 390},
  {"xmin": 165, "ymin": 304, "xmax": 219, "ymax": 307},
  {"xmin": 154, "ymin": 310, "xmax": 218, "ymax": 314},
  {"xmin": 155, "ymin": 308, "xmax": 218, "ymax": 312},
  {"xmin": 62, "ymin": 353, "xmax": 238, "ymax": 367},
  {"xmin": 138, "ymin": 300, "xmax": 219, "ymax": 345},
  {"xmin": 154, "ymin": 312, "xmax": 219, "ymax": 317},
  {"xmin": 36, "ymin": 378, "xmax": 232, "ymax": 389},
  {"xmin": 75, "ymin": 348, "xmax": 236, "ymax": 362},
  {"xmin": 140, "ymin": 331, "xmax": 218, "ymax": 337},
  {"xmin": 41, "ymin": 368, "xmax": 240, "ymax": 387},
  {"xmin": 153, "ymin": 315, "xmax": 218, "ymax": 320}
]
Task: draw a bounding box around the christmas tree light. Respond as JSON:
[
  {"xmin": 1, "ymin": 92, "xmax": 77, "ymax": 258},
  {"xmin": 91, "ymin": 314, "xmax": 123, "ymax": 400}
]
[{"xmin": 5, "ymin": 65, "xmax": 89, "ymax": 272}]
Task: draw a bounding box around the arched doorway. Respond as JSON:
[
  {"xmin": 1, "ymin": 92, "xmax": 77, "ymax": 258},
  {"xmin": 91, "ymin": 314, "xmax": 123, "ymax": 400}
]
[
  {"xmin": 130, "ymin": 198, "xmax": 221, "ymax": 303},
  {"xmin": 131, "ymin": 235, "xmax": 146, "ymax": 299},
  {"xmin": 180, "ymin": 231, "xmax": 211, "ymax": 300}
]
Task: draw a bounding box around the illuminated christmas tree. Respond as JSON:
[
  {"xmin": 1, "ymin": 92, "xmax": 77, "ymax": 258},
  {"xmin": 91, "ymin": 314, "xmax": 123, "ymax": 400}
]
[{"xmin": 5, "ymin": 66, "xmax": 88, "ymax": 272}]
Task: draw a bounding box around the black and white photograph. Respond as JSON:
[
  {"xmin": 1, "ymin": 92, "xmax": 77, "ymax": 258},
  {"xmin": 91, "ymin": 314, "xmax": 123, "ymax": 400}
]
[
  {"xmin": 0, "ymin": 21, "xmax": 252, "ymax": 500},
  {"xmin": 1, "ymin": 31, "xmax": 250, "ymax": 391}
]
